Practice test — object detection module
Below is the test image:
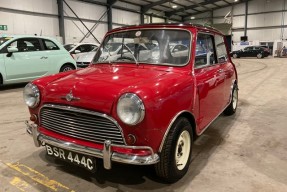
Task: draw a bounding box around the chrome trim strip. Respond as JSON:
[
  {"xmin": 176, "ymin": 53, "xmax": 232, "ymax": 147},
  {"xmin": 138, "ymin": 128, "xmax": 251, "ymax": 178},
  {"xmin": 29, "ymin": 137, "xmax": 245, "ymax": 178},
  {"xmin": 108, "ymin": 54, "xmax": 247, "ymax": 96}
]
[
  {"xmin": 39, "ymin": 104, "xmax": 127, "ymax": 145},
  {"xmin": 158, "ymin": 110, "xmax": 195, "ymax": 152}
]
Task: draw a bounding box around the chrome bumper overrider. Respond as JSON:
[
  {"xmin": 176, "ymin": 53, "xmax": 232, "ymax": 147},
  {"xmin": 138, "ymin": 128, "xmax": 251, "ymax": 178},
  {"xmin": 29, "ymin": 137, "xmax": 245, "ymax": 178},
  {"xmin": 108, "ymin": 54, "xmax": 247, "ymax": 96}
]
[{"xmin": 25, "ymin": 121, "xmax": 159, "ymax": 169}]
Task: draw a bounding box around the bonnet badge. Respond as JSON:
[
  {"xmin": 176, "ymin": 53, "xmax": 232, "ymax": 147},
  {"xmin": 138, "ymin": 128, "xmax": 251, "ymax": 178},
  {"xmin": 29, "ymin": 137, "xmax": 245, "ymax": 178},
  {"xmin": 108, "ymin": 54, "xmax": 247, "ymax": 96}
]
[{"xmin": 61, "ymin": 90, "xmax": 80, "ymax": 101}]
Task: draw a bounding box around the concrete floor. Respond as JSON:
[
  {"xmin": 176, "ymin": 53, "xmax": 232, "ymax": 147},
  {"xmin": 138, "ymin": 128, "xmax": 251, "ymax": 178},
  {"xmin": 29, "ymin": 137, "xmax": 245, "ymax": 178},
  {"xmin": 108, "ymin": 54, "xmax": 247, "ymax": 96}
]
[{"xmin": 0, "ymin": 58, "xmax": 287, "ymax": 192}]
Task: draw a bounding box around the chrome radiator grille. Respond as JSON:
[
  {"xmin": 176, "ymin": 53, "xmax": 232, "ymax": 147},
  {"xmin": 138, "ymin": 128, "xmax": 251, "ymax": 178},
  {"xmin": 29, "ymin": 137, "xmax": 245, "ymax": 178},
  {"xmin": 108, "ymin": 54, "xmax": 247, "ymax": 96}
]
[{"xmin": 40, "ymin": 106, "xmax": 125, "ymax": 145}]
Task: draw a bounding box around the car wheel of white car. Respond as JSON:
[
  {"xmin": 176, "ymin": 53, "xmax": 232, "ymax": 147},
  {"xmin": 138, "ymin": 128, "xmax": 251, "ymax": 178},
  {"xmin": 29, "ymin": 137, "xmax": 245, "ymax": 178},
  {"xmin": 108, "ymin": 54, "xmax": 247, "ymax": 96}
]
[
  {"xmin": 257, "ymin": 53, "xmax": 263, "ymax": 59},
  {"xmin": 155, "ymin": 117, "xmax": 193, "ymax": 183},
  {"xmin": 233, "ymin": 53, "xmax": 238, "ymax": 58},
  {"xmin": 60, "ymin": 64, "xmax": 75, "ymax": 72},
  {"xmin": 224, "ymin": 86, "xmax": 238, "ymax": 115}
]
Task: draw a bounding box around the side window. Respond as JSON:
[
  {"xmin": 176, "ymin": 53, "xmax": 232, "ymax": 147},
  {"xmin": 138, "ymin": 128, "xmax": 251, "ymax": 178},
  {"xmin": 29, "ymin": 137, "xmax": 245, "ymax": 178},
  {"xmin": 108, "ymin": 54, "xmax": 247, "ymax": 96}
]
[
  {"xmin": 43, "ymin": 39, "xmax": 59, "ymax": 50},
  {"xmin": 215, "ymin": 35, "xmax": 228, "ymax": 63},
  {"xmin": 195, "ymin": 33, "xmax": 217, "ymax": 68},
  {"xmin": 78, "ymin": 45, "xmax": 92, "ymax": 52},
  {"xmin": 8, "ymin": 38, "xmax": 41, "ymax": 52}
]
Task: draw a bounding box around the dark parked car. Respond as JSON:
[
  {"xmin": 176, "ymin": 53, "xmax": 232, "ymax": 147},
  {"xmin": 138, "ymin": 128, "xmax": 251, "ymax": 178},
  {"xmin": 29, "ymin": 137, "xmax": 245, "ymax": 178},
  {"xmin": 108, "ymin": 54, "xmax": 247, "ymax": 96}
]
[{"xmin": 231, "ymin": 46, "xmax": 270, "ymax": 59}]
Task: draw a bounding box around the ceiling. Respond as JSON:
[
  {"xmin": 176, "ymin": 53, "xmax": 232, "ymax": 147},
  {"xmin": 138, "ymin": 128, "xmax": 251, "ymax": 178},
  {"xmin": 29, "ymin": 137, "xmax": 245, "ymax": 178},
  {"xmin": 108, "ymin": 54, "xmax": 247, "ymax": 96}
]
[{"xmin": 119, "ymin": 0, "xmax": 249, "ymax": 21}]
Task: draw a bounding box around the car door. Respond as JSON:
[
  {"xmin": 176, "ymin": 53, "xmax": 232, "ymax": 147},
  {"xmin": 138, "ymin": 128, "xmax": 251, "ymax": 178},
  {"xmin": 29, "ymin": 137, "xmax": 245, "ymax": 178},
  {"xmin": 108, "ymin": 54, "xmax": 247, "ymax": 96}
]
[
  {"xmin": 4, "ymin": 38, "xmax": 49, "ymax": 83},
  {"xmin": 215, "ymin": 34, "xmax": 236, "ymax": 106},
  {"xmin": 194, "ymin": 33, "xmax": 226, "ymax": 131}
]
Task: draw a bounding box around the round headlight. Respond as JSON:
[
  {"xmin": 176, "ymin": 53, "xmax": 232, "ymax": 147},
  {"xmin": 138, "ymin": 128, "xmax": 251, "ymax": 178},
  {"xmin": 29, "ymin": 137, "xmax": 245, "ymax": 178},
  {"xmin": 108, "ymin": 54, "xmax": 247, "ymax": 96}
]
[
  {"xmin": 117, "ymin": 93, "xmax": 145, "ymax": 125},
  {"xmin": 23, "ymin": 83, "xmax": 40, "ymax": 108}
]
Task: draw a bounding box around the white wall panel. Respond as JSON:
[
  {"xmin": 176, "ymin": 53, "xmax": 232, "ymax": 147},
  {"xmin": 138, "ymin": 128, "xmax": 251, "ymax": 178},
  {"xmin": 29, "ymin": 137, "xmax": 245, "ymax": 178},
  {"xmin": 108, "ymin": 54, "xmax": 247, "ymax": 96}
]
[
  {"xmin": 232, "ymin": 31, "xmax": 244, "ymax": 42},
  {"xmin": 64, "ymin": 0, "xmax": 107, "ymax": 21},
  {"xmin": 248, "ymin": 13, "xmax": 282, "ymax": 28},
  {"xmin": 213, "ymin": 7, "xmax": 231, "ymax": 17},
  {"xmin": 64, "ymin": 20, "xmax": 107, "ymax": 44},
  {"xmin": 232, "ymin": 16, "xmax": 245, "ymax": 28},
  {"xmin": 152, "ymin": 17, "xmax": 165, "ymax": 23},
  {"xmin": 0, "ymin": 0, "xmax": 58, "ymax": 14},
  {"xmin": 248, "ymin": 0, "xmax": 284, "ymax": 14},
  {"xmin": 247, "ymin": 29, "xmax": 282, "ymax": 41},
  {"xmin": 0, "ymin": 11, "xmax": 58, "ymax": 36},
  {"xmin": 233, "ymin": 3, "xmax": 245, "ymax": 15},
  {"xmin": 112, "ymin": 9, "xmax": 140, "ymax": 25}
]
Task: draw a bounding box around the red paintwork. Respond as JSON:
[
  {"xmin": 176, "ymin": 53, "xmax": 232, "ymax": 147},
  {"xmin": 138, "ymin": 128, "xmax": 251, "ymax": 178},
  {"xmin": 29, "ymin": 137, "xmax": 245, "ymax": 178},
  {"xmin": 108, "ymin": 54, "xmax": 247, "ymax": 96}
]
[{"xmin": 28, "ymin": 24, "xmax": 237, "ymax": 154}]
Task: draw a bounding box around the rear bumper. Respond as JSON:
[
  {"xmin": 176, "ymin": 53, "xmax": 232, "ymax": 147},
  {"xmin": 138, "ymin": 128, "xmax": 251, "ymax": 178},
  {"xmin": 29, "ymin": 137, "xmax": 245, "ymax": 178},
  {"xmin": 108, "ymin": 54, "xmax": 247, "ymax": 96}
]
[{"xmin": 25, "ymin": 121, "xmax": 159, "ymax": 169}]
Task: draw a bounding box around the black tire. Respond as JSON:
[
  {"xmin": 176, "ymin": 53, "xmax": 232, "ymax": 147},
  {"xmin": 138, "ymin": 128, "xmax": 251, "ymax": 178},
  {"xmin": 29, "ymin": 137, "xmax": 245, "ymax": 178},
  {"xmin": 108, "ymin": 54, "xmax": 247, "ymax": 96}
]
[
  {"xmin": 155, "ymin": 117, "xmax": 193, "ymax": 183},
  {"xmin": 0, "ymin": 73, "xmax": 3, "ymax": 86},
  {"xmin": 257, "ymin": 53, "xmax": 263, "ymax": 59},
  {"xmin": 224, "ymin": 86, "xmax": 238, "ymax": 116},
  {"xmin": 60, "ymin": 64, "xmax": 75, "ymax": 72}
]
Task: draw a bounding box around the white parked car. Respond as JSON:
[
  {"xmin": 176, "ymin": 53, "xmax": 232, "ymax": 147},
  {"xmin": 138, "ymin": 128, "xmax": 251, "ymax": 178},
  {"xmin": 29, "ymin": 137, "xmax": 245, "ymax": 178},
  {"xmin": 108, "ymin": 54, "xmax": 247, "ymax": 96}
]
[
  {"xmin": 76, "ymin": 47, "xmax": 98, "ymax": 68},
  {"xmin": 64, "ymin": 43, "xmax": 99, "ymax": 60}
]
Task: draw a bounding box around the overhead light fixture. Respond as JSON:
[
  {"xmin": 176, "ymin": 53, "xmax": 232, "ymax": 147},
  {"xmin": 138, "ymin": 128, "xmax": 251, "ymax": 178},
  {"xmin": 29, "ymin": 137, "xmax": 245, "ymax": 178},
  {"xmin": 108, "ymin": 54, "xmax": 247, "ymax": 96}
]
[
  {"xmin": 190, "ymin": 16, "xmax": 195, "ymax": 19},
  {"xmin": 234, "ymin": 0, "xmax": 239, "ymax": 2},
  {"xmin": 172, "ymin": 5, "xmax": 177, "ymax": 8}
]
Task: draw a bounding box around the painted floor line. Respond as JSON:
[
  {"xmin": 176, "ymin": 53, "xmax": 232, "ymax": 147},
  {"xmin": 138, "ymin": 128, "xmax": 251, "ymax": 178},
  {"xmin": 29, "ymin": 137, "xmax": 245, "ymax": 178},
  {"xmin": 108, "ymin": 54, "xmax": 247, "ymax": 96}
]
[
  {"xmin": 10, "ymin": 177, "xmax": 29, "ymax": 192},
  {"xmin": 6, "ymin": 162, "xmax": 75, "ymax": 192}
]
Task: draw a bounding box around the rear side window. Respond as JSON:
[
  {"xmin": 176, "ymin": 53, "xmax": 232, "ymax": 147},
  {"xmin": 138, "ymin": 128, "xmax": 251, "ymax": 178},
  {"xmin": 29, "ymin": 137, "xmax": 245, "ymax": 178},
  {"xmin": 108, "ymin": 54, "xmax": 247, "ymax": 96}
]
[
  {"xmin": 195, "ymin": 33, "xmax": 216, "ymax": 68},
  {"xmin": 215, "ymin": 35, "xmax": 228, "ymax": 63},
  {"xmin": 43, "ymin": 39, "xmax": 59, "ymax": 50}
]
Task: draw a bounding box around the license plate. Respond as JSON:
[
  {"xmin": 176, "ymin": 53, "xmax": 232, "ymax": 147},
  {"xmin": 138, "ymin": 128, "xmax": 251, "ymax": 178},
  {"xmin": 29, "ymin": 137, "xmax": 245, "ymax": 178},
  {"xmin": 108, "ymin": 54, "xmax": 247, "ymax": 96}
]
[{"xmin": 45, "ymin": 145, "xmax": 96, "ymax": 171}]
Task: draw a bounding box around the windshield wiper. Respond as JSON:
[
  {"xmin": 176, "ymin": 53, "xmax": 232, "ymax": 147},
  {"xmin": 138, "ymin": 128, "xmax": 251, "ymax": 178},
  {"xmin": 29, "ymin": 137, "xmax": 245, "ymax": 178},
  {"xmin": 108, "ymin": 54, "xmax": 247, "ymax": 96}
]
[{"xmin": 122, "ymin": 44, "xmax": 139, "ymax": 65}]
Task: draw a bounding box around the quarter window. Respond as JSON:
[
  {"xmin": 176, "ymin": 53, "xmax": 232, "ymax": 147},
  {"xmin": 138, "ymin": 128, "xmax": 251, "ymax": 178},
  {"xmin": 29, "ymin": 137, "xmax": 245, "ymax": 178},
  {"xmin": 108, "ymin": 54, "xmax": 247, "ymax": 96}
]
[
  {"xmin": 215, "ymin": 35, "xmax": 228, "ymax": 63},
  {"xmin": 43, "ymin": 39, "xmax": 59, "ymax": 50}
]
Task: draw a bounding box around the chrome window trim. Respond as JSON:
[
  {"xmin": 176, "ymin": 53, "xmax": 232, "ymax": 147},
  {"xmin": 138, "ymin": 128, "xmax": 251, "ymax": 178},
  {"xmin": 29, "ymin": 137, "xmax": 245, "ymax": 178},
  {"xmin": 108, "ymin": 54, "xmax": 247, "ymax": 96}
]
[
  {"xmin": 95, "ymin": 28, "xmax": 193, "ymax": 67},
  {"xmin": 39, "ymin": 104, "xmax": 127, "ymax": 145}
]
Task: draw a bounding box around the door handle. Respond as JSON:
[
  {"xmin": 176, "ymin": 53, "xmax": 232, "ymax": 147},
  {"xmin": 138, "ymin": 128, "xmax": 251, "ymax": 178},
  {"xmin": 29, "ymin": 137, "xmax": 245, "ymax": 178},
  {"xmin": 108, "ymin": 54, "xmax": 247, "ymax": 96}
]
[{"xmin": 40, "ymin": 56, "xmax": 48, "ymax": 59}]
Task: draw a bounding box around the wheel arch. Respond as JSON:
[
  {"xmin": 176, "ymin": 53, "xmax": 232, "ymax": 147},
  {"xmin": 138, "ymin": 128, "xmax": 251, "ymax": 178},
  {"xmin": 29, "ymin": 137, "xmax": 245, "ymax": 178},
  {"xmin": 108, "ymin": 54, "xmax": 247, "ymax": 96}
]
[{"xmin": 158, "ymin": 110, "xmax": 197, "ymax": 153}]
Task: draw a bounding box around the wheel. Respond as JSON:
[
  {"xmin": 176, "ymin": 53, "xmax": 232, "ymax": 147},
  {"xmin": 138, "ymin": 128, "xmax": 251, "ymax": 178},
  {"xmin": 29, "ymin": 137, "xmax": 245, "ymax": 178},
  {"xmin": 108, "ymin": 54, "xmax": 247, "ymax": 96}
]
[
  {"xmin": 257, "ymin": 53, "xmax": 263, "ymax": 59},
  {"xmin": 60, "ymin": 64, "xmax": 75, "ymax": 72},
  {"xmin": 233, "ymin": 53, "xmax": 238, "ymax": 59},
  {"xmin": 155, "ymin": 117, "xmax": 193, "ymax": 183},
  {"xmin": 224, "ymin": 86, "xmax": 238, "ymax": 115}
]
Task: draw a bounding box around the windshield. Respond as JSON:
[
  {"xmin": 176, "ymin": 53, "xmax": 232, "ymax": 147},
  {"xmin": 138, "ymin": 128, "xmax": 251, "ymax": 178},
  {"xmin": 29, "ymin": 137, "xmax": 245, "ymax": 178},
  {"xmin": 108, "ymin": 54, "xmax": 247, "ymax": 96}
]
[
  {"xmin": 64, "ymin": 44, "xmax": 76, "ymax": 51},
  {"xmin": 93, "ymin": 29, "xmax": 191, "ymax": 66},
  {"xmin": 0, "ymin": 37, "xmax": 13, "ymax": 47}
]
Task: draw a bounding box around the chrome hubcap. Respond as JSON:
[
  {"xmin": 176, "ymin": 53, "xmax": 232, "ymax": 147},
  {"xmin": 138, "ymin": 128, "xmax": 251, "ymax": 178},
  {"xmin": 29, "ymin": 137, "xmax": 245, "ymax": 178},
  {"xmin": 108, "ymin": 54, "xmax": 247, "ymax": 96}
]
[
  {"xmin": 63, "ymin": 67, "xmax": 73, "ymax": 72},
  {"xmin": 175, "ymin": 130, "xmax": 191, "ymax": 170}
]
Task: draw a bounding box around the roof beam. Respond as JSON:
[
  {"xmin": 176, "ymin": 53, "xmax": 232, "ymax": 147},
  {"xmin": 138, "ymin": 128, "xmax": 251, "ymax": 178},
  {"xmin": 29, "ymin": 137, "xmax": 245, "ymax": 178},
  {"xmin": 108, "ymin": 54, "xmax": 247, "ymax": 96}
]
[
  {"xmin": 166, "ymin": 0, "xmax": 222, "ymax": 17},
  {"xmin": 142, "ymin": 0, "xmax": 170, "ymax": 13}
]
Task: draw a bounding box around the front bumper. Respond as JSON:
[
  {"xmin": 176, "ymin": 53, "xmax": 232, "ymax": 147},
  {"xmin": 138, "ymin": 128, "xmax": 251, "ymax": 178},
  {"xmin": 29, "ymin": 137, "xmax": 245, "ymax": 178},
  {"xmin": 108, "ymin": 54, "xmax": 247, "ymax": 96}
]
[{"xmin": 25, "ymin": 121, "xmax": 159, "ymax": 169}]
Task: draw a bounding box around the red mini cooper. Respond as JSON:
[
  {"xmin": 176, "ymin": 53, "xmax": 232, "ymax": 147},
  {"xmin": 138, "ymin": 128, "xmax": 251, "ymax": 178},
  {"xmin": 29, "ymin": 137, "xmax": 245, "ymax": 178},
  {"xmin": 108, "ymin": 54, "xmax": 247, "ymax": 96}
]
[{"xmin": 24, "ymin": 23, "xmax": 238, "ymax": 183}]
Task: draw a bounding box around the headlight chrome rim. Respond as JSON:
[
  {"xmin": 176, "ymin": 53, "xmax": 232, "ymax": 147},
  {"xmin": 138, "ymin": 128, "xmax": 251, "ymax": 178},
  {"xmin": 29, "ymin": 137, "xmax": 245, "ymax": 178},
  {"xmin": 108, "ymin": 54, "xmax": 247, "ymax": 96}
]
[
  {"xmin": 23, "ymin": 83, "xmax": 40, "ymax": 108},
  {"xmin": 117, "ymin": 93, "xmax": 145, "ymax": 125}
]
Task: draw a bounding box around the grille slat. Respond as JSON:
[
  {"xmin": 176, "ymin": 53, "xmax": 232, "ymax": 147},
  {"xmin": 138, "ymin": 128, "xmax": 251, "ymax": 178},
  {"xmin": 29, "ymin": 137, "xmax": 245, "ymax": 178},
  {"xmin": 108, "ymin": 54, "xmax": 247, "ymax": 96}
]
[
  {"xmin": 41, "ymin": 110, "xmax": 115, "ymax": 126},
  {"xmin": 41, "ymin": 122, "xmax": 124, "ymax": 141},
  {"xmin": 41, "ymin": 114, "xmax": 119, "ymax": 131},
  {"xmin": 41, "ymin": 121, "xmax": 123, "ymax": 137},
  {"xmin": 40, "ymin": 106, "xmax": 125, "ymax": 145}
]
